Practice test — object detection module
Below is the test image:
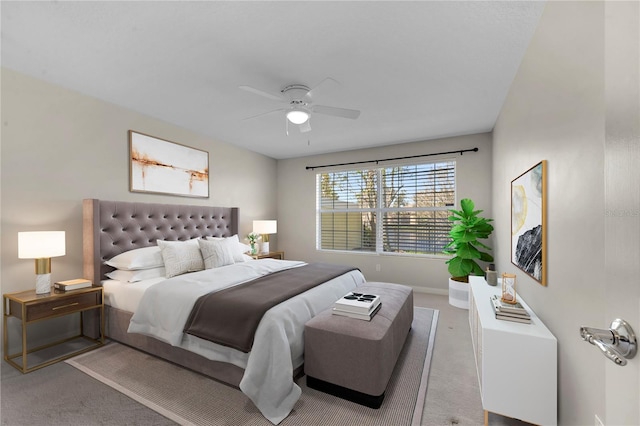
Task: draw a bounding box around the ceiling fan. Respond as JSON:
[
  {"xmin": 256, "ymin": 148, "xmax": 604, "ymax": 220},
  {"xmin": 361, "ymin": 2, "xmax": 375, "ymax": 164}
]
[{"xmin": 239, "ymin": 80, "xmax": 360, "ymax": 135}]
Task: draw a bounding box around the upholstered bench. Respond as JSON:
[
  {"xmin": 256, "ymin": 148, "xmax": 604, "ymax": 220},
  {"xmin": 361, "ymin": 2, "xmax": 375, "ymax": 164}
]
[{"xmin": 304, "ymin": 282, "xmax": 414, "ymax": 408}]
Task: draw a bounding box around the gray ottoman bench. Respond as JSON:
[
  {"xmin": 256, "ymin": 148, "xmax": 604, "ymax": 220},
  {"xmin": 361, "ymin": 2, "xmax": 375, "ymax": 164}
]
[{"xmin": 304, "ymin": 282, "xmax": 413, "ymax": 408}]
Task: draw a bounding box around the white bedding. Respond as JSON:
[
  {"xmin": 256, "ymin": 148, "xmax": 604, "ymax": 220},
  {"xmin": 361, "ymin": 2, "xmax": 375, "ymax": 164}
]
[
  {"xmin": 103, "ymin": 277, "xmax": 165, "ymax": 313},
  {"xmin": 107, "ymin": 259, "xmax": 365, "ymax": 424}
]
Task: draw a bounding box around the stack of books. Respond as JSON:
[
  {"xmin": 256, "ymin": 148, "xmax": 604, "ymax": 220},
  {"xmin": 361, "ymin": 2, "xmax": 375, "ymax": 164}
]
[
  {"xmin": 490, "ymin": 294, "xmax": 531, "ymax": 324},
  {"xmin": 54, "ymin": 278, "xmax": 92, "ymax": 291},
  {"xmin": 332, "ymin": 292, "xmax": 382, "ymax": 321}
]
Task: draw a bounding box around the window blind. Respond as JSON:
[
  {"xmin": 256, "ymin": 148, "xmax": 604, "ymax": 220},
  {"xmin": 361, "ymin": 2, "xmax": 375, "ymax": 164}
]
[{"xmin": 317, "ymin": 160, "xmax": 455, "ymax": 255}]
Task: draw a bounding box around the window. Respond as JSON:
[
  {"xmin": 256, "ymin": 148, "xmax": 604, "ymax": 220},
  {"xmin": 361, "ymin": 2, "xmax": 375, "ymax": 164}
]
[{"xmin": 317, "ymin": 160, "xmax": 455, "ymax": 255}]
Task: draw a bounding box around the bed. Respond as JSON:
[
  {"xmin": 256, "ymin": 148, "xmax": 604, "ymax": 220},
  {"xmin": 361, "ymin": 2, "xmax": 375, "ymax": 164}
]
[{"xmin": 82, "ymin": 199, "xmax": 365, "ymax": 424}]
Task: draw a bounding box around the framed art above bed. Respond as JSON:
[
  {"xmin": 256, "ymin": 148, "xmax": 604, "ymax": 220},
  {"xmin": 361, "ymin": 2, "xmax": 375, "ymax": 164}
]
[{"xmin": 129, "ymin": 130, "xmax": 209, "ymax": 198}]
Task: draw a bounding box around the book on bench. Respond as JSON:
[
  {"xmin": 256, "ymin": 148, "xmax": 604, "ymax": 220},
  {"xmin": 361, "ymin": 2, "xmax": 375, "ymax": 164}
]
[
  {"xmin": 334, "ymin": 292, "xmax": 381, "ymax": 314},
  {"xmin": 333, "ymin": 302, "xmax": 382, "ymax": 321},
  {"xmin": 333, "ymin": 291, "xmax": 382, "ymax": 320}
]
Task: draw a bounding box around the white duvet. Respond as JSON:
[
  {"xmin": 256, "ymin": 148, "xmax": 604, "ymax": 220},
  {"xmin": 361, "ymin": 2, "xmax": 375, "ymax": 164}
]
[{"xmin": 125, "ymin": 259, "xmax": 365, "ymax": 424}]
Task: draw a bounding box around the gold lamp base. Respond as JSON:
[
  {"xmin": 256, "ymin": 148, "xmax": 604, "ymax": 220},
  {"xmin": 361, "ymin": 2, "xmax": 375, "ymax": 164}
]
[{"xmin": 260, "ymin": 234, "xmax": 270, "ymax": 254}]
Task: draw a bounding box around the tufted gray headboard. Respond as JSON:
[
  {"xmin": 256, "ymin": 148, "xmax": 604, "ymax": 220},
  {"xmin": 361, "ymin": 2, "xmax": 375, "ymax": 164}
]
[{"xmin": 83, "ymin": 199, "xmax": 239, "ymax": 286}]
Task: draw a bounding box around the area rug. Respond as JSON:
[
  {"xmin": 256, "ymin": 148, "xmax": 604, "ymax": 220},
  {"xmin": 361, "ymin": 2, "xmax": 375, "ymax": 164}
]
[{"xmin": 66, "ymin": 307, "xmax": 438, "ymax": 426}]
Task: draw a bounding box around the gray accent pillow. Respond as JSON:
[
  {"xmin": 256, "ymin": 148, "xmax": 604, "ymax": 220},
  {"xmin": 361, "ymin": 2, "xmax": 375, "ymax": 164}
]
[
  {"xmin": 157, "ymin": 239, "xmax": 204, "ymax": 278},
  {"xmin": 205, "ymin": 234, "xmax": 248, "ymax": 262},
  {"xmin": 198, "ymin": 238, "xmax": 236, "ymax": 269}
]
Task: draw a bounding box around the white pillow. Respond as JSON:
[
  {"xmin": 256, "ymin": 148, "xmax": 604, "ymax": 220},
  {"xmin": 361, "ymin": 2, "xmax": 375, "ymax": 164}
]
[
  {"xmin": 157, "ymin": 239, "xmax": 204, "ymax": 278},
  {"xmin": 232, "ymin": 236, "xmax": 251, "ymax": 254},
  {"xmin": 105, "ymin": 246, "xmax": 164, "ymax": 271},
  {"xmin": 206, "ymin": 235, "xmax": 248, "ymax": 262},
  {"xmin": 198, "ymin": 239, "xmax": 236, "ymax": 269},
  {"xmin": 238, "ymin": 242, "xmax": 252, "ymax": 254},
  {"xmin": 105, "ymin": 267, "xmax": 166, "ymax": 283}
]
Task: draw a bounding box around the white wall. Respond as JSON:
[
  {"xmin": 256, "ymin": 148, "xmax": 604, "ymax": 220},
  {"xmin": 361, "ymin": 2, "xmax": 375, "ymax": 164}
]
[
  {"xmin": 277, "ymin": 133, "xmax": 492, "ymax": 293},
  {"xmin": 603, "ymin": 1, "xmax": 640, "ymax": 423},
  {"xmin": 492, "ymin": 2, "xmax": 638, "ymax": 424},
  {"xmin": 1, "ymin": 69, "xmax": 278, "ymax": 343}
]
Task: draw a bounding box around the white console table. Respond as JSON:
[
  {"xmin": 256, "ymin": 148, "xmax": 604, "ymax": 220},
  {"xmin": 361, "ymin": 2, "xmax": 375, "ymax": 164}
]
[{"xmin": 469, "ymin": 279, "xmax": 557, "ymax": 426}]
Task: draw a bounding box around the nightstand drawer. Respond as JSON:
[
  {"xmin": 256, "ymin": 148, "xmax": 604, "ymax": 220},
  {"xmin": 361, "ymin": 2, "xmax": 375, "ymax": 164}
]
[{"xmin": 26, "ymin": 292, "xmax": 99, "ymax": 322}]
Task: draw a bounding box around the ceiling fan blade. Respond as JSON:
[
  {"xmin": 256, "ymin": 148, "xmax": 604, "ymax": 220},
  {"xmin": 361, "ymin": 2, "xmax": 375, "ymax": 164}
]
[
  {"xmin": 239, "ymin": 85, "xmax": 285, "ymax": 102},
  {"xmin": 242, "ymin": 108, "xmax": 285, "ymax": 121},
  {"xmin": 299, "ymin": 120, "xmax": 312, "ymax": 133},
  {"xmin": 306, "ymin": 77, "xmax": 340, "ymax": 100},
  {"xmin": 312, "ymin": 104, "xmax": 361, "ymax": 120}
]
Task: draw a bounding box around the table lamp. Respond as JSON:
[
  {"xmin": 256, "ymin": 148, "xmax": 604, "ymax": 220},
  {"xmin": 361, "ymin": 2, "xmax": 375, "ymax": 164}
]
[
  {"xmin": 252, "ymin": 220, "xmax": 277, "ymax": 254},
  {"xmin": 18, "ymin": 231, "xmax": 66, "ymax": 294}
]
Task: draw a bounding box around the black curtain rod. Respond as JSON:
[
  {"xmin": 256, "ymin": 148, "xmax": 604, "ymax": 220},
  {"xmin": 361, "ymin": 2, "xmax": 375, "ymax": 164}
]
[{"xmin": 305, "ymin": 147, "xmax": 479, "ymax": 170}]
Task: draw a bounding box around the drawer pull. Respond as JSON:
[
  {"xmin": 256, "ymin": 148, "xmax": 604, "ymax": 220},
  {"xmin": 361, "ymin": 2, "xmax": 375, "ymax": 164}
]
[{"xmin": 52, "ymin": 302, "xmax": 79, "ymax": 310}]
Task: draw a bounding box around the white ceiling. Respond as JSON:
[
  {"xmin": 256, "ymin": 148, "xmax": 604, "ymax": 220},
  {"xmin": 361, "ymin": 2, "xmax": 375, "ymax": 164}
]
[{"xmin": 1, "ymin": 1, "xmax": 545, "ymax": 160}]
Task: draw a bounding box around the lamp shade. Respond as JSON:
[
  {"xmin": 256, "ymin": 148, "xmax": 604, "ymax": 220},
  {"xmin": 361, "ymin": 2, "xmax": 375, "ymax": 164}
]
[
  {"xmin": 18, "ymin": 231, "xmax": 66, "ymax": 259},
  {"xmin": 253, "ymin": 220, "xmax": 277, "ymax": 235}
]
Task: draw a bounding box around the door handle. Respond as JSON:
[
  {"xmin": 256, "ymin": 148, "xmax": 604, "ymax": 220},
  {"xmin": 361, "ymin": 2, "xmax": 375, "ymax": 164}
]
[{"xmin": 580, "ymin": 319, "xmax": 637, "ymax": 366}]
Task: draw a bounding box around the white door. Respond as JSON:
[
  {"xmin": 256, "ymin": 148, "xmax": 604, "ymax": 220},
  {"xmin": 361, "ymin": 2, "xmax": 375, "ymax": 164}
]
[{"xmin": 604, "ymin": 2, "xmax": 640, "ymax": 424}]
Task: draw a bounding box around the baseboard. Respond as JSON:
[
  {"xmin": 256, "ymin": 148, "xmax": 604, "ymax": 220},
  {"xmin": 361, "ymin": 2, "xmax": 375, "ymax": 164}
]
[{"xmin": 407, "ymin": 285, "xmax": 448, "ymax": 296}]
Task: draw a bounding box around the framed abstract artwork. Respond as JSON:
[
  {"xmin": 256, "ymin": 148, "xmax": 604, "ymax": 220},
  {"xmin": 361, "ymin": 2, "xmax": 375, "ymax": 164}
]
[
  {"xmin": 129, "ymin": 131, "xmax": 209, "ymax": 198},
  {"xmin": 511, "ymin": 160, "xmax": 547, "ymax": 285}
]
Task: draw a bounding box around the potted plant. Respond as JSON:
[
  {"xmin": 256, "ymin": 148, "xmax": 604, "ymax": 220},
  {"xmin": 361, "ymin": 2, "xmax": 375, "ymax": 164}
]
[
  {"xmin": 247, "ymin": 232, "xmax": 260, "ymax": 255},
  {"xmin": 442, "ymin": 198, "xmax": 494, "ymax": 309}
]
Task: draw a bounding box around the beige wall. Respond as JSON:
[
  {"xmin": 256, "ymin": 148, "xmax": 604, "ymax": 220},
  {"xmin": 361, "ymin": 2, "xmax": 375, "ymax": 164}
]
[
  {"xmin": 603, "ymin": 1, "xmax": 640, "ymax": 423},
  {"xmin": 493, "ymin": 1, "xmax": 638, "ymax": 424},
  {"xmin": 277, "ymin": 132, "xmax": 492, "ymax": 293},
  {"xmin": 1, "ymin": 69, "xmax": 277, "ymax": 343}
]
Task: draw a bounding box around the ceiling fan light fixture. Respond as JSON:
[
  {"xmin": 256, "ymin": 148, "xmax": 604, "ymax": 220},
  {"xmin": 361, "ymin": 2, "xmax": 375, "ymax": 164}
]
[{"xmin": 286, "ymin": 109, "xmax": 310, "ymax": 124}]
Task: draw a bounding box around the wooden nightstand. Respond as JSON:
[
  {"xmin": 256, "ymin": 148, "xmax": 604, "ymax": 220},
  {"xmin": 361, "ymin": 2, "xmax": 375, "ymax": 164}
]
[
  {"xmin": 3, "ymin": 286, "xmax": 104, "ymax": 373},
  {"xmin": 251, "ymin": 251, "xmax": 285, "ymax": 260}
]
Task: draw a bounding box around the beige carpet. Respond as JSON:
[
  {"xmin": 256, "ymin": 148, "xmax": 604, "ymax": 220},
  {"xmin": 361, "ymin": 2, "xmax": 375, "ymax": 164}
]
[{"xmin": 66, "ymin": 307, "xmax": 437, "ymax": 426}]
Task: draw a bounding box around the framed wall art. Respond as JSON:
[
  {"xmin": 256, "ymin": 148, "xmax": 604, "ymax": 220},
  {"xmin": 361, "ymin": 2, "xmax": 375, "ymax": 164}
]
[
  {"xmin": 129, "ymin": 130, "xmax": 209, "ymax": 198},
  {"xmin": 511, "ymin": 160, "xmax": 547, "ymax": 285}
]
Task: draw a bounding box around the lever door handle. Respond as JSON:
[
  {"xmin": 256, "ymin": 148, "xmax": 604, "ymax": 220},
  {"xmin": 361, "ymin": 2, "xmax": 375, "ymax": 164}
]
[
  {"xmin": 580, "ymin": 319, "xmax": 636, "ymax": 366},
  {"xmin": 591, "ymin": 338, "xmax": 626, "ymax": 366}
]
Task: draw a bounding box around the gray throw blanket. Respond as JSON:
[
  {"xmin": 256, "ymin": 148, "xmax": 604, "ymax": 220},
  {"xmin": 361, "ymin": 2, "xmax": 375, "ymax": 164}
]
[{"xmin": 183, "ymin": 263, "xmax": 359, "ymax": 352}]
